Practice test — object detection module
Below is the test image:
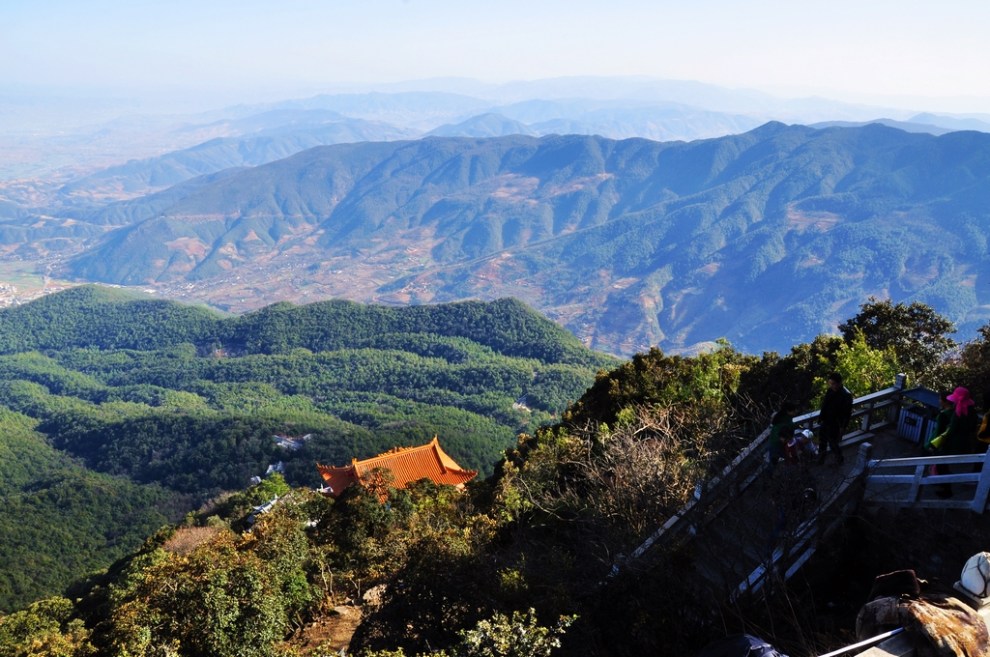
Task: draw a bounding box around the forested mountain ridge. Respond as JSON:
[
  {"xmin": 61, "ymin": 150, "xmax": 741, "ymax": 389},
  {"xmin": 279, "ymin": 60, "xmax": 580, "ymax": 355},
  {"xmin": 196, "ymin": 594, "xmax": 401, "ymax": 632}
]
[
  {"xmin": 0, "ymin": 287, "xmax": 616, "ymax": 609},
  {"xmin": 0, "ymin": 286, "xmax": 604, "ymax": 365},
  {"xmin": 48, "ymin": 123, "xmax": 990, "ymax": 356}
]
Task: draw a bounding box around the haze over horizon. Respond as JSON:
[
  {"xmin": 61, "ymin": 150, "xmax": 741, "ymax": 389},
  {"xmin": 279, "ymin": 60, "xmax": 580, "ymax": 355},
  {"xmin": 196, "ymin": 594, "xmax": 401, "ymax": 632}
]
[
  {"xmin": 2, "ymin": 0, "xmax": 990, "ymax": 363},
  {"xmin": 3, "ymin": 0, "xmax": 990, "ymax": 121}
]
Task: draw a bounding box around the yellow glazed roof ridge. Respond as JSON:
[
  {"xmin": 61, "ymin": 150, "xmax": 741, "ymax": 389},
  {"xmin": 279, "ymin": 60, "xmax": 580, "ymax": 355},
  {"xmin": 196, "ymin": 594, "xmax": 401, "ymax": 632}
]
[{"xmin": 317, "ymin": 437, "xmax": 477, "ymax": 497}]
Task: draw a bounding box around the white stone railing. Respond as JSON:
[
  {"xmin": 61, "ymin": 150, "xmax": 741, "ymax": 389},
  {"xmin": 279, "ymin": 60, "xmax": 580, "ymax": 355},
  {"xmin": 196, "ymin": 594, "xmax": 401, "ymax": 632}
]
[
  {"xmin": 864, "ymin": 450, "xmax": 990, "ymax": 513},
  {"xmin": 612, "ymin": 377, "xmax": 909, "ymax": 580}
]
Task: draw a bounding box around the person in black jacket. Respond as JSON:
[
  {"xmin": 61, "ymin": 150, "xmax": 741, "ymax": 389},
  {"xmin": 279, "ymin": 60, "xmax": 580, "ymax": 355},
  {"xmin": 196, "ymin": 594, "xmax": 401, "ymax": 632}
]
[{"xmin": 817, "ymin": 372, "xmax": 853, "ymax": 465}]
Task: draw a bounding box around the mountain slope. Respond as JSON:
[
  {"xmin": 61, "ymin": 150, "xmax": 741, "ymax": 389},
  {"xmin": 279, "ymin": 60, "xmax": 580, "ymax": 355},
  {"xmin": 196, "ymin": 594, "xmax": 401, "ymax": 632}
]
[
  {"xmin": 61, "ymin": 123, "xmax": 990, "ymax": 355},
  {"xmin": 0, "ymin": 407, "xmax": 175, "ymax": 611}
]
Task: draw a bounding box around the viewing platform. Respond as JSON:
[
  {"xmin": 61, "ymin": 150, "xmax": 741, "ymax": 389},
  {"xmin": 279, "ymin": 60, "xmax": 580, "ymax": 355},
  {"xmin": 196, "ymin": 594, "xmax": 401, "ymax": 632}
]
[{"xmin": 611, "ymin": 376, "xmax": 990, "ymax": 656}]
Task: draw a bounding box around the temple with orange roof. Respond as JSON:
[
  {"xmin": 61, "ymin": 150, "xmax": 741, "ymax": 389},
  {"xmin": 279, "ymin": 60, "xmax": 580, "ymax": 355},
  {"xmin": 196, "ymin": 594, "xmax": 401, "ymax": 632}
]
[{"xmin": 316, "ymin": 436, "xmax": 478, "ymax": 497}]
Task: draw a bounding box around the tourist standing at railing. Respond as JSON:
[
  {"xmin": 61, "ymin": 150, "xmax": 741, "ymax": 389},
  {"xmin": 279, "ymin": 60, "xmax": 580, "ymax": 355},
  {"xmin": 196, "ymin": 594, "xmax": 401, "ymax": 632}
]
[
  {"xmin": 929, "ymin": 387, "xmax": 977, "ymax": 455},
  {"xmin": 768, "ymin": 401, "xmax": 796, "ymax": 470},
  {"xmin": 976, "ymin": 388, "xmax": 990, "ymax": 454},
  {"xmin": 967, "ymin": 389, "xmax": 990, "ymax": 475},
  {"xmin": 924, "ymin": 391, "xmax": 954, "ymax": 453},
  {"xmin": 928, "ymin": 386, "xmax": 978, "ymax": 498},
  {"xmin": 817, "ymin": 372, "xmax": 853, "ymax": 465}
]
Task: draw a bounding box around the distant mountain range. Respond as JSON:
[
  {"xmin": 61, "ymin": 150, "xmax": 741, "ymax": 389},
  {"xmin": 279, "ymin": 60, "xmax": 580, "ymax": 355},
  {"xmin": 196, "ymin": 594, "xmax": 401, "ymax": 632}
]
[
  {"xmin": 4, "ymin": 79, "xmax": 990, "ymax": 356},
  {"xmin": 56, "ymin": 113, "xmax": 417, "ymax": 203},
  {"xmin": 9, "ymin": 121, "xmax": 982, "ymax": 357},
  {"xmin": 6, "ymin": 79, "xmax": 990, "ymax": 199}
]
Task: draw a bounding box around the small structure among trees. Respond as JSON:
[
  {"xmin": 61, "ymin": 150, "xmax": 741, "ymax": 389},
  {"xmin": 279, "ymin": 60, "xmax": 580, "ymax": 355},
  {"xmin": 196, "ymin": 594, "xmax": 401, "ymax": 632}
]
[{"xmin": 316, "ymin": 436, "xmax": 478, "ymax": 497}]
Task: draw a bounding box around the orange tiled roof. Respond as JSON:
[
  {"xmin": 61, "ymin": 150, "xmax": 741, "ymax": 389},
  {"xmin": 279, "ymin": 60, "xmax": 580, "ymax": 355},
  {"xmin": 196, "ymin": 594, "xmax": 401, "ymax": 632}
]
[{"xmin": 316, "ymin": 436, "xmax": 477, "ymax": 497}]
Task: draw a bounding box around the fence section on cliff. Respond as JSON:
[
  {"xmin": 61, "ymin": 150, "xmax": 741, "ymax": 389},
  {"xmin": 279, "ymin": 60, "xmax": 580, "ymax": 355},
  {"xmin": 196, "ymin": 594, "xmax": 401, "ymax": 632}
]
[{"xmin": 610, "ymin": 377, "xmax": 912, "ymax": 599}]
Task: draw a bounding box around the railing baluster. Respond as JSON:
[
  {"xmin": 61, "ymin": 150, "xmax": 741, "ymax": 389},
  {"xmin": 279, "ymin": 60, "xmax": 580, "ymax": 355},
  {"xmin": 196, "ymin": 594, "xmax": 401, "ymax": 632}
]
[
  {"xmin": 911, "ymin": 465, "xmax": 924, "ymax": 502},
  {"xmin": 972, "ymin": 450, "xmax": 990, "ymax": 513}
]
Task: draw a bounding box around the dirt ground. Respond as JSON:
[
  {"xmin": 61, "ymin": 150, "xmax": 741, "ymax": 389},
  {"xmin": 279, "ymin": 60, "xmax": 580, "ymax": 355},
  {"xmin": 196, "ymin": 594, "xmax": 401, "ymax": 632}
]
[{"xmin": 286, "ymin": 605, "xmax": 364, "ymax": 655}]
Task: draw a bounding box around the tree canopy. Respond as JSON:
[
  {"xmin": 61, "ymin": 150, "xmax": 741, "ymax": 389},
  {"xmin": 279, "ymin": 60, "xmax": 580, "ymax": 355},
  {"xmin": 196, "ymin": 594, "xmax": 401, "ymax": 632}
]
[{"xmin": 838, "ymin": 297, "xmax": 956, "ymax": 384}]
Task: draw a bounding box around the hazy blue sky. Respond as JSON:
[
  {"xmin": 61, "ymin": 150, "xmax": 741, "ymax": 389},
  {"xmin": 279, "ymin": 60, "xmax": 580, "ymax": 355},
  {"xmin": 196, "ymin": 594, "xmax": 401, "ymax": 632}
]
[{"xmin": 3, "ymin": 0, "xmax": 989, "ymax": 113}]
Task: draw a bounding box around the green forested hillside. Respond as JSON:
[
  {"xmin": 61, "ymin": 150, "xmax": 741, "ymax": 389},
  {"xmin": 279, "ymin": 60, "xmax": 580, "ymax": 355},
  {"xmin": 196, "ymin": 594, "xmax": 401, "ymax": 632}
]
[
  {"xmin": 0, "ymin": 408, "xmax": 176, "ymax": 611},
  {"xmin": 0, "ymin": 287, "xmax": 616, "ymax": 609},
  {"xmin": 0, "ymin": 286, "xmax": 223, "ymax": 353},
  {"xmin": 0, "ymin": 287, "xmax": 600, "ymax": 365}
]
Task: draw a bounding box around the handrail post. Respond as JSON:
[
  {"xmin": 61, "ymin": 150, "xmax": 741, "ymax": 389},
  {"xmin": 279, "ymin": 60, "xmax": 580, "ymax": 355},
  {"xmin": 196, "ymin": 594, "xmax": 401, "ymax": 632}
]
[
  {"xmin": 843, "ymin": 443, "xmax": 874, "ymax": 516},
  {"xmin": 853, "ymin": 442, "xmax": 874, "ymax": 477},
  {"xmin": 972, "ymin": 450, "xmax": 990, "ymax": 514},
  {"xmin": 888, "ymin": 373, "xmax": 908, "ymax": 430}
]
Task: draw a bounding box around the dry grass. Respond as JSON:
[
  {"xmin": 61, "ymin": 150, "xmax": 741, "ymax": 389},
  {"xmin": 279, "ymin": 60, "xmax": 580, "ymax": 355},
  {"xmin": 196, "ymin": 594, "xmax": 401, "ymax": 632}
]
[{"xmin": 162, "ymin": 526, "xmax": 225, "ymax": 556}]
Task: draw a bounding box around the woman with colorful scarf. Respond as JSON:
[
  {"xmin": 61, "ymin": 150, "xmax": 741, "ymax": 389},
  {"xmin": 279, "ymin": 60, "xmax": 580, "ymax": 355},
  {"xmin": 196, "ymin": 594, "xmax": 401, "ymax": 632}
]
[{"xmin": 928, "ymin": 386, "xmax": 978, "ymax": 497}]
